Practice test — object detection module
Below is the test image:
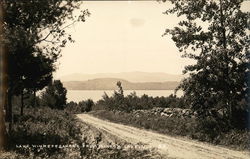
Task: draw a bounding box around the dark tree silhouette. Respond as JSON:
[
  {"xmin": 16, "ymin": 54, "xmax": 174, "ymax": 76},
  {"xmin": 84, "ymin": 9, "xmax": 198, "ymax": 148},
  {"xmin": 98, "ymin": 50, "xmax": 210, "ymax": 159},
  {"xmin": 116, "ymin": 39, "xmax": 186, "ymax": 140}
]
[
  {"xmin": 23, "ymin": 52, "xmax": 55, "ymax": 108},
  {"xmin": 1, "ymin": 0, "xmax": 89, "ymax": 125},
  {"xmin": 116, "ymin": 81, "xmax": 124, "ymax": 96},
  {"xmin": 41, "ymin": 80, "xmax": 67, "ymax": 110},
  {"xmin": 85, "ymin": 99, "xmax": 94, "ymax": 112}
]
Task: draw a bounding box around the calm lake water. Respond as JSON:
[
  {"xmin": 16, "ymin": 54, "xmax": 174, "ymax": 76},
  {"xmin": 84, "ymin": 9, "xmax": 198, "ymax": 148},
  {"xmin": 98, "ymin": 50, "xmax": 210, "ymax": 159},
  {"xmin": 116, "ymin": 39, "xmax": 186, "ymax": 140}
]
[{"xmin": 67, "ymin": 90, "xmax": 183, "ymax": 103}]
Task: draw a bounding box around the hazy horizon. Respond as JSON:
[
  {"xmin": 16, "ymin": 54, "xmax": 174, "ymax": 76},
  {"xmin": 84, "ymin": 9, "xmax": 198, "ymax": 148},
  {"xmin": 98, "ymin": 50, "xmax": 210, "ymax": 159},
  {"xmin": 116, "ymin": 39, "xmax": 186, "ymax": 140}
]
[
  {"xmin": 54, "ymin": 1, "xmax": 250, "ymax": 79},
  {"xmin": 59, "ymin": 71, "xmax": 183, "ymax": 77},
  {"xmin": 59, "ymin": 71, "xmax": 184, "ymax": 83},
  {"xmin": 53, "ymin": 1, "xmax": 195, "ymax": 79}
]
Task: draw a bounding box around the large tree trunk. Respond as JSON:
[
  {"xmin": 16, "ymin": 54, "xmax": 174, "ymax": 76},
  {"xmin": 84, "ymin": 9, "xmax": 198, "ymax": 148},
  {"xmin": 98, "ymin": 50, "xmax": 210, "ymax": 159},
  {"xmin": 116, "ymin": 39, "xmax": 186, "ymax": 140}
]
[
  {"xmin": 219, "ymin": 0, "xmax": 231, "ymax": 123},
  {"xmin": 0, "ymin": 103, "xmax": 7, "ymax": 151},
  {"xmin": 21, "ymin": 89, "xmax": 24, "ymax": 116},
  {"xmin": 7, "ymin": 88, "xmax": 13, "ymax": 132},
  {"xmin": 0, "ymin": 81, "xmax": 7, "ymax": 151},
  {"xmin": 0, "ymin": 1, "xmax": 7, "ymax": 151}
]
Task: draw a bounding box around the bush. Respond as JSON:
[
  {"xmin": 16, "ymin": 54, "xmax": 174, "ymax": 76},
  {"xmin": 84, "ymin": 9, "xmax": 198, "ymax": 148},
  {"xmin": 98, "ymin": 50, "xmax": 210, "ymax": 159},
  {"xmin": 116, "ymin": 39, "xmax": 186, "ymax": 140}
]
[
  {"xmin": 96, "ymin": 91, "xmax": 186, "ymax": 112},
  {"xmin": 8, "ymin": 107, "xmax": 82, "ymax": 156},
  {"xmin": 95, "ymin": 81, "xmax": 185, "ymax": 112},
  {"xmin": 65, "ymin": 101, "xmax": 81, "ymax": 113},
  {"xmin": 40, "ymin": 80, "xmax": 67, "ymax": 109},
  {"xmin": 79, "ymin": 99, "xmax": 94, "ymax": 112},
  {"xmin": 65, "ymin": 99, "xmax": 94, "ymax": 114}
]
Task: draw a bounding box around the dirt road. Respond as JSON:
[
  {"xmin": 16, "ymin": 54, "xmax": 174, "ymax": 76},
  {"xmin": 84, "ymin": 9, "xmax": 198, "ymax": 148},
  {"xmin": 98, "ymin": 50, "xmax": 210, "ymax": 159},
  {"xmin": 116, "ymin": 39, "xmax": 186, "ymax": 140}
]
[{"xmin": 77, "ymin": 114, "xmax": 249, "ymax": 159}]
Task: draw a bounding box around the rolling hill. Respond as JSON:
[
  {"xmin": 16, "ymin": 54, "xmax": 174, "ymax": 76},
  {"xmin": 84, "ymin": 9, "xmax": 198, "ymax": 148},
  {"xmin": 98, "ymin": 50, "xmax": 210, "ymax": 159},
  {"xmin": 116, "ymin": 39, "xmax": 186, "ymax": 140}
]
[
  {"xmin": 63, "ymin": 78, "xmax": 179, "ymax": 90},
  {"xmin": 60, "ymin": 72, "xmax": 184, "ymax": 83}
]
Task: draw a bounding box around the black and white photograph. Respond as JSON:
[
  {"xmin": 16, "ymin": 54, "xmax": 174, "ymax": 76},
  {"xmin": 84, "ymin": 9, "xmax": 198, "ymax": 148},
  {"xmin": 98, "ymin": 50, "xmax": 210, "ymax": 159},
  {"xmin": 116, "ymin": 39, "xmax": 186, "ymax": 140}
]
[{"xmin": 0, "ymin": 0, "xmax": 249, "ymax": 158}]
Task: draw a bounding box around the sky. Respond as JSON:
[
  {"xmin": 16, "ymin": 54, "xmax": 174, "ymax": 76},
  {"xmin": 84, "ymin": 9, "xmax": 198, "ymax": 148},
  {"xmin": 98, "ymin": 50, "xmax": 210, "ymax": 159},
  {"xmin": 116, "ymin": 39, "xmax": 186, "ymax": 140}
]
[{"xmin": 54, "ymin": 1, "xmax": 250, "ymax": 79}]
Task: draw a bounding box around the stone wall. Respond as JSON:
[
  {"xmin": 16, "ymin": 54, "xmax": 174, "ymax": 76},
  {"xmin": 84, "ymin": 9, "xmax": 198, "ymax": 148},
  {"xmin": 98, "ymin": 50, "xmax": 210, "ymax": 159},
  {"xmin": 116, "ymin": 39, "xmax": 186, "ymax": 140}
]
[{"xmin": 132, "ymin": 107, "xmax": 197, "ymax": 118}]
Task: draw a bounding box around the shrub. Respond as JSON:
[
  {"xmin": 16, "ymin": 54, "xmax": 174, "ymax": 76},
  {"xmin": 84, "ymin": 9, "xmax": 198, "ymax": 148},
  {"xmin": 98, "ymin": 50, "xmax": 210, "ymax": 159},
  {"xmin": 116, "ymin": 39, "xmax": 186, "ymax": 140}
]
[
  {"xmin": 65, "ymin": 99, "xmax": 95, "ymax": 114},
  {"xmin": 79, "ymin": 99, "xmax": 94, "ymax": 112},
  {"xmin": 97, "ymin": 92, "xmax": 186, "ymax": 112},
  {"xmin": 40, "ymin": 80, "xmax": 67, "ymax": 109},
  {"xmin": 8, "ymin": 107, "xmax": 82, "ymax": 157}
]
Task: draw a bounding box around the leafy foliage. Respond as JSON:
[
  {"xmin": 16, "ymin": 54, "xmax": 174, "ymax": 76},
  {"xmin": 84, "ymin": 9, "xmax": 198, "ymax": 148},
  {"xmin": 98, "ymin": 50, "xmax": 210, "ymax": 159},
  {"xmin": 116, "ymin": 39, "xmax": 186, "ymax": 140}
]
[
  {"xmin": 2, "ymin": 0, "xmax": 90, "ymax": 122},
  {"xmin": 3, "ymin": 0, "xmax": 87, "ymax": 94},
  {"xmin": 65, "ymin": 99, "xmax": 94, "ymax": 114},
  {"xmin": 82, "ymin": 99, "xmax": 94, "ymax": 112},
  {"xmin": 96, "ymin": 90, "xmax": 185, "ymax": 112},
  {"xmin": 163, "ymin": 0, "xmax": 249, "ymax": 125},
  {"xmin": 8, "ymin": 107, "xmax": 83, "ymax": 157},
  {"xmin": 40, "ymin": 80, "xmax": 67, "ymax": 110}
]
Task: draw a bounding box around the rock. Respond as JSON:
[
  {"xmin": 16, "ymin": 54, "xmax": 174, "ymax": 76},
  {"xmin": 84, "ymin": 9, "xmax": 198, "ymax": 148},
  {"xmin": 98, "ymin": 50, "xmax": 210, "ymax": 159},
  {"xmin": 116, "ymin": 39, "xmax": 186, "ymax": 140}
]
[
  {"xmin": 153, "ymin": 107, "xmax": 164, "ymax": 113},
  {"xmin": 132, "ymin": 107, "xmax": 196, "ymax": 119},
  {"xmin": 173, "ymin": 108, "xmax": 182, "ymax": 113},
  {"xmin": 163, "ymin": 108, "xmax": 173, "ymax": 115}
]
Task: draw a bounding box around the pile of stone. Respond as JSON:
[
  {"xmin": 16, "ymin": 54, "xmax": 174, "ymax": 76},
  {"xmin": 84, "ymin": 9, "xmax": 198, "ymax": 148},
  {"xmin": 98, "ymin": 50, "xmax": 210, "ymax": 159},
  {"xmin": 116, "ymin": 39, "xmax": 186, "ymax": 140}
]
[
  {"xmin": 159, "ymin": 108, "xmax": 194, "ymax": 118},
  {"xmin": 132, "ymin": 107, "xmax": 196, "ymax": 118},
  {"xmin": 132, "ymin": 109, "xmax": 152, "ymax": 118}
]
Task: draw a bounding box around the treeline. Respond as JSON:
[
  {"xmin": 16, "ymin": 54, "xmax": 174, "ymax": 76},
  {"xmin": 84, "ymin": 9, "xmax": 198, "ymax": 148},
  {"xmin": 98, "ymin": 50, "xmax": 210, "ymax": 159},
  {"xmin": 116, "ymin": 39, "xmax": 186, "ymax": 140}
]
[
  {"xmin": 12, "ymin": 79, "xmax": 95, "ymax": 115},
  {"xmin": 96, "ymin": 90, "xmax": 185, "ymax": 112},
  {"xmin": 13, "ymin": 80, "xmax": 67, "ymax": 111}
]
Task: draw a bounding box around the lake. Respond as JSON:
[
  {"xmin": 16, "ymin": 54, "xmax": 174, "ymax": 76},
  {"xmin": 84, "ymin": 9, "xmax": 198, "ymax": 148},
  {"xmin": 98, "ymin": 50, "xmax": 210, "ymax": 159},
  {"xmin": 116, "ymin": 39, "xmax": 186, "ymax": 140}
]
[{"xmin": 67, "ymin": 90, "xmax": 183, "ymax": 103}]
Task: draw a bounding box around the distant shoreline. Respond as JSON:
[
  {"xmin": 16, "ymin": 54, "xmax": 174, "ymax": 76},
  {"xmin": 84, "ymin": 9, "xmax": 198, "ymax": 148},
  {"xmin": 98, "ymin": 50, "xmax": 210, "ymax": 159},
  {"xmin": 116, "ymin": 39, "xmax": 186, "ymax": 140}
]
[
  {"xmin": 66, "ymin": 89, "xmax": 177, "ymax": 91},
  {"xmin": 67, "ymin": 90, "xmax": 183, "ymax": 102},
  {"xmin": 63, "ymin": 78, "xmax": 179, "ymax": 91},
  {"xmin": 60, "ymin": 72, "xmax": 184, "ymax": 83}
]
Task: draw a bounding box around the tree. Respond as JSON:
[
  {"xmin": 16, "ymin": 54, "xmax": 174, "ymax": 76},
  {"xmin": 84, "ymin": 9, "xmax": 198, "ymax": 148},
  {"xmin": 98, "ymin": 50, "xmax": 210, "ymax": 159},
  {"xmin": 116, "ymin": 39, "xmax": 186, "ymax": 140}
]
[
  {"xmin": 23, "ymin": 52, "xmax": 55, "ymax": 108},
  {"xmin": 113, "ymin": 81, "xmax": 130, "ymax": 111},
  {"xmin": 164, "ymin": 0, "xmax": 249, "ymax": 125},
  {"xmin": 85, "ymin": 99, "xmax": 94, "ymax": 112},
  {"xmin": 9, "ymin": 45, "xmax": 55, "ymax": 115},
  {"xmin": 41, "ymin": 80, "xmax": 67, "ymax": 110},
  {"xmin": 1, "ymin": 0, "xmax": 89, "ymax": 124},
  {"xmin": 116, "ymin": 81, "xmax": 124, "ymax": 97},
  {"xmin": 0, "ymin": 2, "xmax": 7, "ymax": 151},
  {"xmin": 78, "ymin": 99, "xmax": 94, "ymax": 112}
]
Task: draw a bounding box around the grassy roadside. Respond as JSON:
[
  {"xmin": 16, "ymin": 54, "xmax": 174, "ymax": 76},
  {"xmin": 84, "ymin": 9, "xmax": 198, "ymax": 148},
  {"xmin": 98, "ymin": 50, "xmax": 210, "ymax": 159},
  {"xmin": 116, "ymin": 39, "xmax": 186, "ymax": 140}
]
[
  {"xmin": 90, "ymin": 110, "xmax": 250, "ymax": 151},
  {"xmin": 0, "ymin": 107, "xmax": 156, "ymax": 159}
]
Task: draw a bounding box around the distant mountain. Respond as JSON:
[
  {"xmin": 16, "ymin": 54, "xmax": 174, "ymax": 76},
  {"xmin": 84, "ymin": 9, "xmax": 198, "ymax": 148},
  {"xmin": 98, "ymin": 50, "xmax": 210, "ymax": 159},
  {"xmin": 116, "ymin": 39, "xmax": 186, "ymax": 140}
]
[
  {"xmin": 63, "ymin": 78, "xmax": 179, "ymax": 90},
  {"xmin": 60, "ymin": 72, "xmax": 184, "ymax": 83}
]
